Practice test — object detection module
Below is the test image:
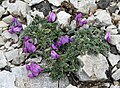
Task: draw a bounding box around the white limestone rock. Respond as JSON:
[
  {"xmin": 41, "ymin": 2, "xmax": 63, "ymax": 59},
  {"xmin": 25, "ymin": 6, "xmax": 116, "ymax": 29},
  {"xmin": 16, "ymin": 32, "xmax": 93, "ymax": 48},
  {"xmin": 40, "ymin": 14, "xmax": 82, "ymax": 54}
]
[
  {"xmin": 0, "ymin": 51, "xmax": 7, "ymax": 68},
  {"xmin": 95, "ymin": 10, "xmax": 112, "ymax": 25},
  {"xmin": 0, "ymin": 71, "xmax": 16, "ymax": 88},
  {"xmin": 48, "ymin": 0, "xmax": 65, "ymax": 6},
  {"xmin": 106, "ymin": 25, "xmax": 118, "ymax": 35},
  {"xmin": 2, "ymin": 30, "xmax": 18, "ymax": 42},
  {"xmin": 29, "ymin": 0, "xmax": 44, "ymax": 6},
  {"xmin": 108, "ymin": 52, "xmax": 120, "ymax": 66},
  {"xmin": 7, "ymin": 1, "xmax": 30, "ymax": 17},
  {"xmin": 0, "ymin": 36, "xmax": 4, "ymax": 46},
  {"xmin": 66, "ymin": 84, "xmax": 77, "ymax": 88},
  {"xmin": 110, "ymin": 35, "xmax": 120, "ymax": 45},
  {"xmin": 0, "ymin": 21, "xmax": 9, "ymax": 28},
  {"xmin": 0, "ymin": 6, "xmax": 5, "ymax": 18},
  {"xmin": 2, "ymin": 15, "xmax": 13, "ymax": 24},
  {"xmin": 30, "ymin": 10, "xmax": 44, "ymax": 18},
  {"xmin": 57, "ymin": 11, "xmax": 71, "ymax": 26},
  {"xmin": 5, "ymin": 49, "xmax": 19, "ymax": 61},
  {"xmin": 77, "ymin": 54, "xmax": 109, "ymax": 80},
  {"xmin": 112, "ymin": 69, "xmax": 120, "ymax": 80}
]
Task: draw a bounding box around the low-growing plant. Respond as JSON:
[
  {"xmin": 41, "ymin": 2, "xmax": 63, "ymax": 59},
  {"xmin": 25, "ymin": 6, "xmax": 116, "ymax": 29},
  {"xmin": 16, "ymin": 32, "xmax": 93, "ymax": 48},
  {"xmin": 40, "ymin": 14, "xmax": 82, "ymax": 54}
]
[{"xmin": 22, "ymin": 16, "xmax": 110, "ymax": 80}]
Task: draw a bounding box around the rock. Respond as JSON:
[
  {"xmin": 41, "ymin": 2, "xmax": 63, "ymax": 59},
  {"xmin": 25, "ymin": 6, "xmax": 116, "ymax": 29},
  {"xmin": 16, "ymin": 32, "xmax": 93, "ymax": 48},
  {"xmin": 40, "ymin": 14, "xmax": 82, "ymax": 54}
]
[
  {"xmin": 5, "ymin": 49, "xmax": 19, "ymax": 61},
  {"xmin": 112, "ymin": 69, "xmax": 120, "ymax": 80},
  {"xmin": 116, "ymin": 43, "xmax": 120, "ymax": 53},
  {"xmin": 77, "ymin": 54, "xmax": 109, "ymax": 80},
  {"xmin": 66, "ymin": 84, "xmax": 77, "ymax": 88},
  {"xmin": 4, "ymin": 41, "xmax": 11, "ymax": 49},
  {"xmin": 12, "ymin": 66, "xmax": 59, "ymax": 88},
  {"xmin": 0, "ymin": 21, "xmax": 9, "ymax": 28},
  {"xmin": 48, "ymin": 0, "xmax": 64, "ymax": 6},
  {"xmin": 0, "ymin": 50, "xmax": 7, "ymax": 68},
  {"xmin": 2, "ymin": 30, "xmax": 18, "ymax": 42},
  {"xmin": 112, "ymin": 13, "xmax": 120, "ymax": 22},
  {"xmin": 106, "ymin": 25, "xmax": 118, "ymax": 34},
  {"xmin": 0, "ymin": 71, "xmax": 16, "ymax": 88},
  {"xmin": 26, "ymin": 14, "xmax": 33, "ymax": 25},
  {"xmin": 0, "ymin": 6, "xmax": 5, "ymax": 18},
  {"xmin": 70, "ymin": 20, "xmax": 76, "ymax": 30},
  {"xmin": 110, "ymin": 45, "xmax": 118, "ymax": 55},
  {"xmin": 70, "ymin": 0, "xmax": 96, "ymax": 14},
  {"xmin": 117, "ymin": 2, "xmax": 120, "ymax": 10},
  {"xmin": 29, "ymin": 0, "xmax": 44, "ymax": 6},
  {"xmin": 24, "ymin": 0, "xmax": 31, "ymax": 4},
  {"xmin": 108, "ymin": 5, "xmax": 119, "ymax": 14},
  {"xmin": 12, "ymin": 54, "xmax": 25, "ymax": 65},
  {"xmin": 110, "ymin": 35, "xmax": 120, "ymax": 45},
  {"xmin": 30, "ymin": 10, "xmax": 44, "ymax": 18},
  {"xmin": 2, "ymin": 15, "xmax": 13, "ymax": 24},
  {"xmin": 98, "ymin": 0, "xmax": 110, "ymax": 9},
  {"xmin": 108, "ymin": 52, "xmax": 120, "ymax": 66},
  {"xmin": 7, "ymin": 1, "xmax": 30, "ymax": 17},
  {"xmin": 59, "ymin": 77, "xmax": 69, "ymax": 88},
  {"xmin": 95, "ymin": 10, "xmax": 112, "ymax": 25},
  {"xmin": 32, "ymin": 1, "xmax": 51, "ymax": 16},
  {"xmin": 77, "ymin": 69, "xmax": 91, "ymax": 81},
  {"xmin": 57, "ymin": 11, "xmax": 71, "ymax": 26},
  {"xmin": 0, "ymin": 36, "xmax": 4, "ymax": 46}
]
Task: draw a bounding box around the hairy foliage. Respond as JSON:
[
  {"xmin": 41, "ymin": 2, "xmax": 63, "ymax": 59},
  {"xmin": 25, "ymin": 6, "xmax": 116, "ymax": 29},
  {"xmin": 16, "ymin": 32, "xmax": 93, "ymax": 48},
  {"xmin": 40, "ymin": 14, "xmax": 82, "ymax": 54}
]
[{"xmin": 22, "ymin": 16, "xmax": 110, "ymax": 80}]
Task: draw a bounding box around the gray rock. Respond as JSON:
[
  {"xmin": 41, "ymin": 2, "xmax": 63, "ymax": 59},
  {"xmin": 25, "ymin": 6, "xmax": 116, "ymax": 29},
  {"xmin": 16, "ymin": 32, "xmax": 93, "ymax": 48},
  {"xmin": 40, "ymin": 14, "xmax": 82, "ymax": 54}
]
[
  {"xmin": 77, "ymin": 54, "xmax": 109, "ymax": 80},
  {"xmin": 70, "ymin": 20, "xmax": 76, "ymax": 30},
  {"xmin": 0, "ymin": 71, "xmax": 16, "ymax": 88},
  {"xmin": 33, "ymin": 1, "xmax": 51, "ymax": 16},
  {"xmin": 12, "ymin": 66, "xmax": 59, "ymax": 88},
  {"xmin": 0, "ymin": 36, "xmax": 4, "ymax": 46},
  {"xmin": 7, "ymin": 1, "xmax": 30, "ymax": 17},
  {"xmin": 116, "ymin": 43, "xmax": 120, "ymax": 53},
  {"xmin": 4, "ymin": 41, "xmax": 11, "ymax": 49},
  {"xmin": 112, "ymin": 69, "xmax": 120, "ymax": 80},
  {"xmin": 95, "ymin": 10, "xmax": 112, "ymax": 25},
  {"xmin": 106, "ymin": 25, "xmax": 118, "ymax": 35},
  {"xmin": 98, "ymin": 0, "xmax": 110, "ymax": 9},
  {"xmin": 0, "ymin": 21, "xmax": 9, "ymax": 28},
  {"xmin": 108, "ymin": 52, "xmax": 120, "ymax": 66},
  {"xmin": 66, "ymin": 84, "xmax": 77, "ymax": 88},
  {"xmin": 2, "ymin": 30, "xmax": 18, "ymax": 42},
  {"xmin": 5, "ymin": 49, "xmax": 19, "ymax": 61},
  {"xmin": 59, "ymin": 77, "xmax": 69, "ymax": 88},
  {"xmin": 0, "ymin": 6, "xmax": 5, "ymax": 18},
  {"xmin": 117, "ymin": 2, "xmax": 120, "ymax": 10},
  {"xmin": 57, "ymin": 11, "xmax": 71, "ymax": 26},
  {"xmin": 0, "ymin": 50, "xmax": 7, "ymax": 68},
  {"xmin": 2, "ymin": 15, "xmax": 13, "ymax": 24},
  {"xmin": 112, "ymin": 13, "xmax": 120, "ymax": 22},
  {"xmin": 26, "ymin": 14, "xmax": 33, "ymax": 25},
  {"xmin": 48, "ymin": 0, "xmax": 64, "ymax": 6},
  {"xmin": 110, "ymin": 35, "xmax": 120, "ymax": 45}
]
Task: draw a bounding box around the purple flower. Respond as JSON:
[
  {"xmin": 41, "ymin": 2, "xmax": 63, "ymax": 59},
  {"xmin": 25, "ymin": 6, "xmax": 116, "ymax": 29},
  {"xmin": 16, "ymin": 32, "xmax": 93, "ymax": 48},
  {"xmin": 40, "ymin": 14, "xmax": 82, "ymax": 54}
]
[
  {"xmin": 52, "ymin": 44, "xmax": 58, "ymax": 50},
  {"xmin": 75, "ymin": 13, "xmax": 82, "ymax": 22},
  {"xmin": 8, "ymin": 17, "xmax": 22, "ymax": 34},
  {"xmin": 59, "ymin": 35, "xmax": 73, "ymax": 46},
  {"xmin": 23, "ymin": 36, "xmax": 37, "ymax": 53},
  {"xmin": 26, "ymin": 61, "xmax": 43, "ymax": 78},
  {"xmin": 79, "ymin": 20, "xmax": 87, "ymax": 26},
  {"xmin": 51, "ymin": 50, "xmax": 60, "ymax": 59},
  {"xmin": 48, "ymin": 12, "xmax": 56, "ymax": 22},
  {"xmin": 23, "ymin": 40, "xmax": 36, "ymax": 53},
  {"xmin": 105, "ymin": 32, "xmax": 110, "ymax": 43}
]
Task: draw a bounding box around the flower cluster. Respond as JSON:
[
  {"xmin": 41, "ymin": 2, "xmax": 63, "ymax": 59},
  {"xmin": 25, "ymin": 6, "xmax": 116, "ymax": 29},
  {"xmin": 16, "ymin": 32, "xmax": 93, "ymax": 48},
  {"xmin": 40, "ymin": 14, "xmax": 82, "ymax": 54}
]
[
  {"xmin": 51, "ymin": 35, "xmax": 73, "ymax": 59},
  {"xmin": 8, "ymin": 17, "xmax": 22, "ymax": 34},
  {"xmin": 26, "ymin": 61, "xmax": 43, "ymax": 78},
  {"xmin": 75, "ymin": 13, "xmax": 87, "ymax": 27},
  {"xmin": 23, "ymin": 36, "xmax": 37, "ymax": 53}
]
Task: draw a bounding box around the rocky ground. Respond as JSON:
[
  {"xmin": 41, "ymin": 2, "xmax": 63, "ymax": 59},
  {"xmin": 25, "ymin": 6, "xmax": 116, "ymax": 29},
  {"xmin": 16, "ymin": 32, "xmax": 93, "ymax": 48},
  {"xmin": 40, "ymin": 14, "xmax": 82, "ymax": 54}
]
[{"xmin": 0, "ymin": 0, "xmax": 120, "ymax": 88}]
